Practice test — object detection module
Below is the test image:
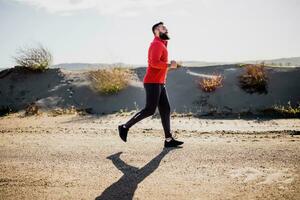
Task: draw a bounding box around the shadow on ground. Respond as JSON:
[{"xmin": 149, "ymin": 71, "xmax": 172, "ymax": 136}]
[{"xmin": 95, "ymin": 147, "xmax": 181, "ymax": 200}]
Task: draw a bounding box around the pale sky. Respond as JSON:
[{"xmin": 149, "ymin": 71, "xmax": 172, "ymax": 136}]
[{"xmin": 0, "ymin": 0, "xmax": 299, "ymax": 67}]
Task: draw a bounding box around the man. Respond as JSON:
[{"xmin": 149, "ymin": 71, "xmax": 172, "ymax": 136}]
[{"xmin": 118, "ymin": 22, "xmax": 184, "ymax": 148}]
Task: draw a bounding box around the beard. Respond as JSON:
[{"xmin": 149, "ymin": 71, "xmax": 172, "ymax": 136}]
[{"xmin": 159, "ymin": 32, "xmax": 170, "ymax": 40}]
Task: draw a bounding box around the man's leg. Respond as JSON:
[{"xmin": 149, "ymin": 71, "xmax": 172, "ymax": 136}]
[
  {"xmin": 158, "ymin": 84, "xmax": 184, "ymax": 147},
  {"xmin": 158, "ymin": 84, "xmax": 172, "ymax": 138},
  {"xmin": 123, "ymin": 83, "xmax": 161, "ymax": 129}
]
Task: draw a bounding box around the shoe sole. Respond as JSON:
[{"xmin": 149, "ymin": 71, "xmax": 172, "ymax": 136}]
[
  {"xmin": 164, "ymin": 142, "xmax": 184, "ymax": 148},
  {"xmin": 164, "ymin": 145, "xmax": 183, "ymax": 149}
]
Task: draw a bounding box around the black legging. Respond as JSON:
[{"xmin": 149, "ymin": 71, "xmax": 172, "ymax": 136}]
[{"xmin": 124, "ymin": 83, "xmax": 172, "ymax": 138}]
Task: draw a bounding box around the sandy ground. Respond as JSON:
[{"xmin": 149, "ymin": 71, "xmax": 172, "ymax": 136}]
[{"xmin": 0, "ymin": 112, "xmax": 300, "ymax": 200}]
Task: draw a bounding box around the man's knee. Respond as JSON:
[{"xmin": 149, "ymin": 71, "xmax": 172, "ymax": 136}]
[
  {"xmin": 159, "ymin": 105, "xmax": 170, "ymax": 114},
  {"xmin": 143, "ymin": 106, "xmax": 156, "ymax": 116}
]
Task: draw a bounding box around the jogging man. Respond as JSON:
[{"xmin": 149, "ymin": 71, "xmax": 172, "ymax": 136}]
[{"xmin": 118, "ymin": 22, "xmax": 184, "ymax": 148}]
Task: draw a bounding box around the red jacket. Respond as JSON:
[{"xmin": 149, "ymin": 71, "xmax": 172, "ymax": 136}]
[{"xmin": 143, "ymin": 36, "xmax": 168, "ymax": 84}]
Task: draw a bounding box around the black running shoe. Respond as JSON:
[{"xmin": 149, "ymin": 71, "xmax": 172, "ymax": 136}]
[
  {"xmin": 164, "ymin": 137, "xmax": 184, "ymax": 148},
  {"xmin": 118, "ymin": 124, "xmax": 129, "ymax": 142}
]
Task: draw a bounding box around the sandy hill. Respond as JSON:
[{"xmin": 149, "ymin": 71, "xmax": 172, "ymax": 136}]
[{"xmin": 0, "ymin": 64, "xmax": 299, "ymax": 116}]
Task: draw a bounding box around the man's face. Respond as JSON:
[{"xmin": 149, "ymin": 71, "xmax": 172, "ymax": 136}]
[{"xmin": 156, "ymin": 24, "xmax": 170, "ymax": 40}]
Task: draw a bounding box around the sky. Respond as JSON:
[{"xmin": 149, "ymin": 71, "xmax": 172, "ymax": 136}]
[{"xmin": 0, "ymin": 0, "xmax": 299, "ymax": 67}]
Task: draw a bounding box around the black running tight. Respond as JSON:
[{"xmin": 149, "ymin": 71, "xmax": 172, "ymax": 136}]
[{"xmin": 124, "ymin": 83, "xmax": 172, "ymax": 138}]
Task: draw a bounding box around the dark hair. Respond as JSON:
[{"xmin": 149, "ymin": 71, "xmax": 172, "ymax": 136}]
[{"xmin": 152, "ymin": 22, "xmax": 163, "ymax": 34}]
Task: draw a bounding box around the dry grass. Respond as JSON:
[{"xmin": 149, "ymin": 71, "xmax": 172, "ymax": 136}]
[
  {"xmin": 89, "ymin": 67, "xmax": 134, "ymax": 95},
  {"xmin": 48, "ymin": 106, "xmax": 93, "ymax": 116},
  {"xmin": 25, "ymin": 102, "xmax": 40, "ymax": 116},
  {"xmin": 239, "ymin": 63, "xmax": 268, "ymax": 94},
  {"xmin": 13, "ymin": 43, "xmax": 52, "ymax": 72},
  {"xmin": 170, "ymin": 111, "xmax": 194, "ymax": 118},
  {"xmin": 262, "ymin": 101, "xmax": 300, "ymax": 118},
  {"xmin": 48, "ymin": 106, "xmax": 78, "ymax": 116},
  {"xmin": 198, "ymin": 74, "xmax": 223, "ymax": 92}
]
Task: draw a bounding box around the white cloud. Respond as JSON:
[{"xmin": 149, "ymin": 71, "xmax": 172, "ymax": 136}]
[{"xmin": 14, "ymin": 0, "xmax": 176, "ymax": 16}]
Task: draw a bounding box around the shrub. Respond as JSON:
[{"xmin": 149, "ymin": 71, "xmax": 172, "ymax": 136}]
[
  {"xmin": 89, "ymin": 67, "xmax": 134, "ymax": 95},
  {"xmin": 49, "ymin": 106, "xmax": 76, "ymax": 116},
  {"xmin": 239, "ymin": 63, "xmax": 268, "ymax": 94},
  {"xmin": 13, "ymin": 43, "xmax": 53, "ymax": 72},
  {"xmin": 198, "ymin": 74, "xmax": 223, "ymax": 92},
  {"xmin": 48, "ymin": 106, "xmax": 92, "ymax": 116},
  {"xmin": 262, "ymin": 101, "xmax": 300, "ymax": 118},
  {"xmin": 25, "ymin": 102, "xmax": 40, "ymax": 116}
]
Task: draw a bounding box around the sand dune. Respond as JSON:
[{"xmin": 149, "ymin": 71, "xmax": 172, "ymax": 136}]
[{"xmin": 0, "ymin": 65, "xmax": 299, "ymax": 115}]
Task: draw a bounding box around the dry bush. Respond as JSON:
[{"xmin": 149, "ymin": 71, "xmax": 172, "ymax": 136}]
[
  {"xmin": 262, "ymin": 101, "xmax": 300, "ymax": 118},
  {"xmin": 239, "ymin": 63, "xmax": 268, "ymax": 94},
  {"xmin": 171, "ymin": 111, "xmax": 194, "ymax": 118},
  {"xmin": 13, "ymin": 43, "xmax": 52, "ymax": 72},
  {"xmin": 89, "ymin": 67, "xmax": 134, "ymax": 95},
  {"xmin": 48, "ymin": 106, "xmax": 92, "ymax": 116},
  {"xmin": 198, "ymin": 74, "xmax": 223, "ymax": 92},
  {"xmin": 49, "ymin": 106, "xmax": 77, "ymax": 116},
  {"xmin": 25, "ymin": 102, "xmax": 40, "ymax": 116}
]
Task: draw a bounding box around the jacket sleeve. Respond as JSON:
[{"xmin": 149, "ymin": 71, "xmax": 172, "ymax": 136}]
[{"xmin": 149, "ymin": 43, "xmax": 168, "ymax": 69}]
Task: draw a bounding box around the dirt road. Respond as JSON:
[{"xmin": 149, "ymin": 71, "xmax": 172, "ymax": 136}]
[{"xmin": 0, "ymin": 113, "xmax": 300, "ymax": 199}]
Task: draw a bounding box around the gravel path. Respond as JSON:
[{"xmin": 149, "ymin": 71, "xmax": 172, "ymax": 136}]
[{"xmin": 0, "ymin": 113, "xmax": 300, "ymax": 200}]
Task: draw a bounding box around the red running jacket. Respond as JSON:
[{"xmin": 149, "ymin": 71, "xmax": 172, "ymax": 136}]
[{"xmin": 143, "ymin": 36, "xmax": 168, "ymax": 84}]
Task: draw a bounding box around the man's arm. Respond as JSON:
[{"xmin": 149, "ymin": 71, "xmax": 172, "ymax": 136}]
[{"xmin": 149, "ymin": 43, "xmax": 168, "ymax": 69}]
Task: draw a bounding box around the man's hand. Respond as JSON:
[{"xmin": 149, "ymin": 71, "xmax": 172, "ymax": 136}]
[
  {"xmin": 170, "ymin": 60, "xmax": 177, "ymax": 68},
  {"xmin": 167, "ymin": 60, "xmax": 177, "ymax": 70},
  {"xmin": 170, "ymin": 60, "xmax": 177, "ymax": 69}
]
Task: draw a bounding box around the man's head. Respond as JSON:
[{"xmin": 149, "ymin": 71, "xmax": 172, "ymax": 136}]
[{"xmin": 152, "ymin": 21, "xmax": 170, "ymax": 40}]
